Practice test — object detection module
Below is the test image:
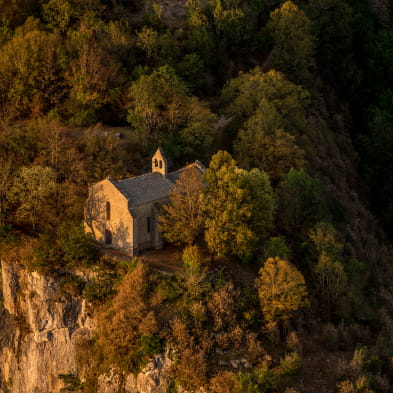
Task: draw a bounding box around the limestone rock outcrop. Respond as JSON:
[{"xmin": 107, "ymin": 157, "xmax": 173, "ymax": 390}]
[
  {"xmin": 0, "ymin": 260, "xmax": 175, "ymax": 393},
  {"xmin": 0, "ymin": 260, "xmax": 94, "ymax": 393}
]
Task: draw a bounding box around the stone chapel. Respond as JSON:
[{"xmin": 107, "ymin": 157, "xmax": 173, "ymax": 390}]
[{"xmin": 84, "ymin": 147, "xmax": 205, "ymax": 255}]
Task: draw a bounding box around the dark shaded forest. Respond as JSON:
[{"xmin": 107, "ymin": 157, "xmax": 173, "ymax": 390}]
[{"xmin": 1, "ymin": 0, "xmax": 393, "ymax": 392}]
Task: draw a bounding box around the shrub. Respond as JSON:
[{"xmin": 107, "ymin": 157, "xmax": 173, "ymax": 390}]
[
  {"xmin": 235, "ymin": 366, "xmax": 276, "ymax": 393},
  {"xmin": 139, "ymin": 335, "xmax": 163, "ymax": 357},
  {"xmin": 154, "ymin": 276, "xmax": 179, "ymax": 302},
  {"xmin": 58, "ymin": 374, "xmax": 83, "ymax": 392},
  {"xmin": 278, "ymin": 352, "xmax": 302, "ymax": 377},
  {"xmin": 83, "ymin": 275, "xmax": 116, "ymax": 304},
  {"xmin": 0, "ymin": 224, "xmax": 18, "ymax": 246},
  {"xmin": 59, "ymin": 274, "xmax": 85, "ymax": 297},
  {"xmin": 33, "ymin": 233, "xmax": 64, "ymax": 274},
  {"xmin": 210, "ymin": 371, "xmax": 237, "ymax": 393},
  {"xmin": 32, "ymin": 224, "xmax": 99, "ymax": 274},
  {"xmin": 58, "ymin": 224, "xmax": 99, "ymax": 267}
]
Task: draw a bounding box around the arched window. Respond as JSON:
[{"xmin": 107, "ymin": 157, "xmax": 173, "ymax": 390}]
[
  {"xmin": 105, "ymin": 229, "xmax": 112, "ymax": 245},
  {"xmin": 154, "ymin": 159, "xmax": 159, "ymax": 167},
  {"xmin": 159, "ymin": 160, "xmax": 162, "ymax": 169},
  {"xmin": 106, "ymin": 201, "xmax": 111, "ymax": 220}
]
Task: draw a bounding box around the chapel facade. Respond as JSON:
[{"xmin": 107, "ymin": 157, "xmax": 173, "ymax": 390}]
[{"xmin": 84, "ymin": 147, "xmax": 204, "ymax": 255}]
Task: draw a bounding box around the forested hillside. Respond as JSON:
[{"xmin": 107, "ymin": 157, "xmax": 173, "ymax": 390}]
[{"xmin": 0, "ymin": 0, "xmax": 393, "ymax": 392}]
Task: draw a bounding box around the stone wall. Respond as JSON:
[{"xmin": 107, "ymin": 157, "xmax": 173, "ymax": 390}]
[
  {"xmin": 85, "ymin": 179, "xmax": 134, "ymax": 254},
  {"xmin": 133, "ymin": 197, "xmax": 168, "ymax": 253}
]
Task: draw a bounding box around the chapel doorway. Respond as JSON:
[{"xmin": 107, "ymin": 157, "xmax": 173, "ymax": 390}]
[{"xmin": 105, "ymin": 229, "xmax": 112, "ymax": 245}]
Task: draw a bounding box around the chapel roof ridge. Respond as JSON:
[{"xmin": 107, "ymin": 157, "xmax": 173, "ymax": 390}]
[{"xmin": 108, "ymin": 159, "xmax": 205, "ymax": 206}]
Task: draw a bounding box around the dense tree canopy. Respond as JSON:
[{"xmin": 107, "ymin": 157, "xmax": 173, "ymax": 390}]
[
  {"xmin": 126, "ymin": 66, "xmax": 218, "ymax": 159},
  {"xmin": 202, "ymin": 151, "xmax": 275, "ymax": 260},
  {"xmin": 267, "ymin": 1, "xmax": 316, "ymax": 82},
  {"xmin": 0, "ymin": 0, "xmax": 393, "ymax": 390}
]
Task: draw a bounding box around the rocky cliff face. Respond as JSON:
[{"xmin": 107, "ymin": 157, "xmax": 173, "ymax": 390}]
[
  {"xmin": 0, "ymin": 260, "xmax": 173, "ymax": 393},
  {"xmin": 0, "ymin": 260, "xmax": 93, "ymax": 393}
]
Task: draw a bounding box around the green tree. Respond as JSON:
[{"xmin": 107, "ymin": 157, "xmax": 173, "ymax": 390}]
[
  {"xmin": 0, "ymin": 18, "xmax": 66, "ymax": 118},
  {"xmin": 235, "ymin": 365, "xmax": 276, "ymax": 393},
  {"xmin": 127, "ymin": 66, "xmax": 217, "ymax": 159},
  {"xmin": 276, "ymin": 169, "xmax": 331, "ymax": 239},
  {"xmin": 43, "ymin": 0, "xmax": 103, "ymax": 32},
  {"xmin": 58, "ymin": 224, "xmax": 99, "ymax": 267},
  {"xmin": 0, "ymin": 0, "xmax": 42, "ymax": 28},
  {"xmin": 83, "ymin": 127, "xmax": 129, "ymax": 181},
  {"xmin": 66, "ymin": 34, "xmax": 125, "ymax": 126},
  {"xmin": 203, "ymin": 151, "xmax": 275, "ymax": 260},
  {"xmin": 136, "ymin": 26, "xmax": 160, "ymax": 59},
  {"xmin": 305, "ymin": 0, "xmax": 358, "ymax": 94},
  {"xmin": 159, "ymin": 166, "xmax": 205, "ymax": 246},
  {"xmin": 263, "ymin": 236, "xmax": 291, "ymax": 261},
  {"xmin": 212, "ymin": 0, "xmax": 246, "ymax": 52},
  {"xmin": 256, "ymin": 256, "xmax": 308, "ymax": 324},
  {"xmin": 10, "ymin": 165, "xmax": 57, "ymax": 231},
  {"xmin": 267, "ymin": 1, "xmax": 316, "ymax": 82},
  {"xmin": 235, "ymin": 110, "xmax": 305, "ymax": 181},
  {"xmin": 185, "ymin": 0, "xmax": 215, "ymax": 64},
  {"xmin": 222, "ymin": 68, "xmax": 309, "ymax": 131}
]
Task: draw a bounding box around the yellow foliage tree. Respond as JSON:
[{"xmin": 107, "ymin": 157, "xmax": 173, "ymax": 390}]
[
  {"xmin": 256, "ymin": 257, "xmax": 308, "ymax": 324},
  {"xmin": 159, "ymin": 167, "xmax": 205, "ymax": 245}
]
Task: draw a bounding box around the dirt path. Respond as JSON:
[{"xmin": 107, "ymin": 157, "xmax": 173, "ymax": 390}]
[{"xmin": 99, "ymin": 245, "xmax": 183, "ymax": 274}]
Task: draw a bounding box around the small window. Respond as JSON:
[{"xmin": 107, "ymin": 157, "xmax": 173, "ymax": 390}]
[
  {"xmin": 147, "ymin": 217, "xmax": 151, "ymax": 233},
  {"xmin": 159, "ymin": 160, "xmax": 162, "ymax": 169},
  {"xmin": 106, "ymin": 201, "xmax": 111, "ymax": 220},
  {"xmin": 105, "ymin": 229, "xmax": 112, "ymax": 245},
  {"xmin": 154, "ymin": 159, "xmax": 158, "ymax": 167}
]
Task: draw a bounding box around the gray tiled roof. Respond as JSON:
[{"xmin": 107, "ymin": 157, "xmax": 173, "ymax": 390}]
[{"xmin": 111, "ymin": 161, "xmax": 205, "ymax": 206}]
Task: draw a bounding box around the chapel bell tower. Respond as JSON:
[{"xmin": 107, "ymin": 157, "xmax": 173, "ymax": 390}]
[{"xmin": 152, "ymin": 146, "xmax": 168, "ymax": 177}]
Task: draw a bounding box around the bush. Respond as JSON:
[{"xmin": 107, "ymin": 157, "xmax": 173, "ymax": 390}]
[
  {"xmin": 235, "ymin": 366, "xmax": 276, "ymax": 393},
  {"xmin": 278, "ymin": 352, "xmax": 302, "ymax": 377},
  {"xmin": 83, "ymin": 275, "xmax": 116, "ymax": 304},
  {"xmin": 59, "ymin": 274, "xmax": 85, "ymax": 297},
  {"xmin": 0, "ymin": 224, "xmax": 18, "ymax": 246},
  {"xmin": 58, "ymin": 225, "xmax": 99, "ymax": 267},
  {"xmin": 69, "ymin": 107, "xmax": 97, "ymax": 127},
  {"xmin": 58, "ymin": 373, "xmax": 83, "ymax": 392},
  {"xmin": 33, "ymin": 233, "xmax": 64, "ymax": 274},
  {"xmin": 154, "ymin": 277, "xmax": 179, "ymax": 302},
  {"xmin": 32, "ymin": 224, "xmax": 99, "ymax": 274},
  {"xmin": 139, "ymin": 335, "xmax": 163, "ymax": 357}
]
